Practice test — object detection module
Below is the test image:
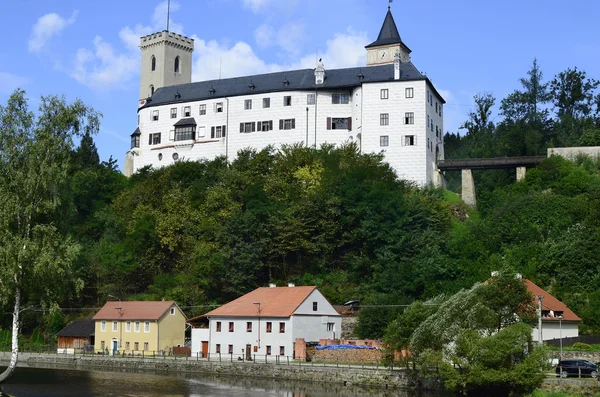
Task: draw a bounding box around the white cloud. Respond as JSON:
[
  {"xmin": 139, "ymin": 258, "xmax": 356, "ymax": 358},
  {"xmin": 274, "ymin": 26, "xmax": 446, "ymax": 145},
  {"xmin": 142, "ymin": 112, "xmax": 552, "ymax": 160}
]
[
  {"xmin": 276, "ymin": 22, "xmax": 305, "ymax": 54},
  {"xmin": 242, "ymin": 0, "xmax": 272, "ymax": 13},
  {"xmin": 0, "ymin": 72, "xmax": 29, "ymax": 94},
  {"xmin": 254, "ymin": 24, "xmax": 274, "ymax": 48},
  {"xmin": 29, "ymin": 11, "xmax": 78, "ymax": 53},
  {"xmin": 298, "ymin": 28, "xmax": 368, "ymax": 69}
]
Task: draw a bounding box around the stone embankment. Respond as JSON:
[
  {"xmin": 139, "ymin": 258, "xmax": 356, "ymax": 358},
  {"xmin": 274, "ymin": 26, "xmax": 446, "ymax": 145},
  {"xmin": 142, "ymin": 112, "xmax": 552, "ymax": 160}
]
[{"xmin": 0, "ymin": 352, "xmax": 442, "ymax": 391}]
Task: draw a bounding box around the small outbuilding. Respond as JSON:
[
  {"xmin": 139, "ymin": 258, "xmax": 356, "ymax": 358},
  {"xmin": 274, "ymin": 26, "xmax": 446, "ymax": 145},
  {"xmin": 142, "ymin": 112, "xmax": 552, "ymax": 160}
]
[{"xmin": 57, "ymin": 319, "xmax": 95, "ymax": 354}]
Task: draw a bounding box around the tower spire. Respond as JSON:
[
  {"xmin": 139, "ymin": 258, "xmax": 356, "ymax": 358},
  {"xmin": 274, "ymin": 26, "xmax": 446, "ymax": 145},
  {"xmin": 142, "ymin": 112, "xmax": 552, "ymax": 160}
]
[
  {"xmin": 388, "ymin": 0, "xmax": 393, "ymax": 10},
  {"xmin": 166, "ymin": 0, "xmax": 170, "ymax": 31}
]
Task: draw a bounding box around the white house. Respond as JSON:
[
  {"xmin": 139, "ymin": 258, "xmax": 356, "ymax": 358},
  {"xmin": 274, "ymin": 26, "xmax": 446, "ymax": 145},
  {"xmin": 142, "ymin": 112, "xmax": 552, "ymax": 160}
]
[
  {"xmin": 191, "ymin": 284, "xmax": 341, "ymax": 360},
  {"xmin": 124, "ymin": 8, "xmax": 446, "ymax": 186},
  {"xmin": 524, "ymin": 279, "xmax": 580, "ymax": 342}
]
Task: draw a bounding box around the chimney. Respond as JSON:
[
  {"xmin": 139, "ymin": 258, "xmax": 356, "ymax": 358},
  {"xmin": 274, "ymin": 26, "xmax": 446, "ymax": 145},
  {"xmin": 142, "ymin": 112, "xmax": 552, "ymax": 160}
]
[
  {"xmin": 269, "ymin": 283, "xmax": 276, "ymax": 288},
  {"xmin": 288, "ymin": 283, "xmax": 295, "ymax": 288}
]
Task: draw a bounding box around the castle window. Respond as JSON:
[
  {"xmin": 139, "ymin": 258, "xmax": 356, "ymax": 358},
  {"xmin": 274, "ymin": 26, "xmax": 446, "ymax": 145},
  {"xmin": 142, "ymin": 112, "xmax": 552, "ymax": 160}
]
[
  {"xmin": 199, "ymin": 104, "xmax": 206, "ymax": 115},
  {"xmin": 152, "ymin": 110, "xmax": 159, "ymax": 121},
  {"xmin": 150, "ymin": 85, "xmax": 155, "ymax": 96},
  {"xmin": 279, "ymin": 119, "xmax": 295, "ymax": 130},
  {"xmin": 151, "ymin": 55, "xmax": 156, "ymax": 71},
  {"xmin": 332, "ymin": 94, "xmax": 349, "ymax": 104},
  {"xmin": 327, "ymin": 117, "xmax": 351, "ymax": 130},
  {"xmin": 258, "ymin": 120, "xmax": 273, "ymax": 131},
  {"xmin": 184, "ymin": 106, "xmax": 191, "ymax": 117},
  {"xmin": 244, "ymin": 99, "xmax": 252, "ymax": 110},
  {"xmin": 380, "ymin": 136, "xmax": 389, "ymax": 147},
  {"xmin": 283, "ymin": 96, "xmax": 292, "ymax": 106},
  {"xmin": 130, "ymin": 135, "xmax": 140, "ymax": 149},
  {"xmin": 307, "ymin": 94, "xmax": 315, "ymax": 105},
  {"xmin": 172, "ymin": 153, "xmax": 179, "ymax": 161},
  {"xmin": 380, "ymin": 89, "xmax": 389, "ymax": 100},
  {"xmin": 170, "ymin": 108, "xmax": 177, "ymax": 119},
  {"xmin": 405, "ymin": 87, "xmax": 413, "ymax": 98},
  {"xmin": 148, "ymin": 133, "xmax": 161, "ymax": 145},
  {"xmin": 240, "ymin": 122, "xmax": 255, "ymax": 133},
  {"xmin": 263, "ymin": 98, "xmax": 270, "ymax": 108},
  {"xmin": 174, "ymin": 126, "xmax": 195, "ymax": 141},
  {"xmin": 215, "ymin": 102, "xmax": 223, "ymax": 113},
  {"xmin": 174, "ymin": 56, "xmax": 180, "ymax": 73},
  {"xmin": 211, "ymin": 125, "xmax": 226, "ymax": 139},
  {"xmin": 405, "ymin": 112, "xmax": 414, "ymax": 125},
  {"xmin": 404, "ymin": 135, "xmax": 415, "ymax": 146},
  {"xmin": 380, "ymin": 113, "xmax": 389, "ymax": 126}
]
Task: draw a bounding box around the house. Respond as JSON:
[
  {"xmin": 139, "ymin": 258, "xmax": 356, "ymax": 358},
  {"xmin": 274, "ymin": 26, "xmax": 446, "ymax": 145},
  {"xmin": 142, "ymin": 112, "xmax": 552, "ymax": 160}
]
[
  {"xmin": 92, "ymin": 300, "xmax": 186, "ymax": 354},
  {"xmin": 56, "ymin": 319, "xmax": 95, "ymax": 354},
  {"xmin": 524, "ymin": 279, "xmax": 581, "ymax": 342},
  {"xmin": 124, "ymin": 7, "xmax": 445, "ymax": 187},
  {"xmin": 191, "ymin": 284, "xmax": 341, "ymax": 359}
]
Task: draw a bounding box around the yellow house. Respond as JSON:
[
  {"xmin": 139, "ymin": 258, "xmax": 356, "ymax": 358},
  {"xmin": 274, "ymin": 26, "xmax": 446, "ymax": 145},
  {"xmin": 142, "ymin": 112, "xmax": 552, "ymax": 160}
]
[{"xmin": 93, "ymin": 300, "xmax": 186, "ymax": 354}]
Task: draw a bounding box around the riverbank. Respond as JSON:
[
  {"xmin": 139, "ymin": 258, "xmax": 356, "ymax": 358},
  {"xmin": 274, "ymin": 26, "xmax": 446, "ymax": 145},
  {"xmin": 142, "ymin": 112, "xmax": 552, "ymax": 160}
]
[{"xmin": 0, "ymin": 352, "xmax": 442, "ymax": 391}]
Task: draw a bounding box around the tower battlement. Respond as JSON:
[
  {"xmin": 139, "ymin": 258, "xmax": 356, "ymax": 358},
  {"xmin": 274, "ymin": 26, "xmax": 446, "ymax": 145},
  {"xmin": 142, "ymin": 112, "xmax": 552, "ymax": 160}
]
[{"xmin": 140, "ymin": 31, "xmax": 194, "ymax": 52}]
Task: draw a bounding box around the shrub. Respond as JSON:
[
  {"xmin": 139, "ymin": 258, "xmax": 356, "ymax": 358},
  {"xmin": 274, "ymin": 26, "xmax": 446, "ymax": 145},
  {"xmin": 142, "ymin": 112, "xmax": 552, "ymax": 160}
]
[{"xmin": 572, "ymin": 342, "xmax": 591, "ymax": 351}]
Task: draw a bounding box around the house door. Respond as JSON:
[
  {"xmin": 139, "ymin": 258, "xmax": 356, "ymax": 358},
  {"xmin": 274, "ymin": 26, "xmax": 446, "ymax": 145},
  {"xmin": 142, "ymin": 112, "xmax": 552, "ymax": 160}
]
[
  {"xmin": 112, "ymin": 339, "xmax": 118, "ymax": 354},
  {"xmin": 201, "ymin": 341, "xmax": 208, "ymax": 358},
  {"xmin": 245, "ymin": 344, "xmax": 252, "ymax": 361}
]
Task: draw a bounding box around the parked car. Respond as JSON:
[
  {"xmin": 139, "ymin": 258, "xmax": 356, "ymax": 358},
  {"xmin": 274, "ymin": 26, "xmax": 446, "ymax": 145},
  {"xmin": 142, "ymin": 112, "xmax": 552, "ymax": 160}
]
[{"xmin": 555, "ymin": 360, "xmax": 598, "ymax": 378}]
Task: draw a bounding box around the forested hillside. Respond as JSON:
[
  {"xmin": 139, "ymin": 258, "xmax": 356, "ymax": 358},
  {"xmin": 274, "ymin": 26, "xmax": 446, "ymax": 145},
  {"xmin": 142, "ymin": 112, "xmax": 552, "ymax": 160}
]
[{"xmin": 3, "ymin": 59, "xmax": 600, "ymax": 342}]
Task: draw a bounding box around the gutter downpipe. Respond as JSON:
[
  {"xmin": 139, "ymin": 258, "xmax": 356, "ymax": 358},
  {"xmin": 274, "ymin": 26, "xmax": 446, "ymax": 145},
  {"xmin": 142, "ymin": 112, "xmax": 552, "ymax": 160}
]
[
  {"xmin": 305, "ymin": 107, "xmax": 309, "ymax": 147},
  {"xmin": 225, "ymin": 98, "xmax": 230, "ymax": 163},
  {"xmin": 360, "ymin": 85, "xmax": 363, "ymax": 153},
  {"xmin": 314, "ymin": 87, "xmax": 318, "ymax": 148}
]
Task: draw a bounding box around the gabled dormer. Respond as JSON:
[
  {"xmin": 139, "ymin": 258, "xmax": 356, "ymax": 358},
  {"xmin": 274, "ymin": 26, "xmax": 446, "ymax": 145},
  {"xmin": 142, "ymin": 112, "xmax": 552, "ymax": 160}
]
[{"xmin": 366, "ymin": 9, "xmax": 411, "ymax": 66}]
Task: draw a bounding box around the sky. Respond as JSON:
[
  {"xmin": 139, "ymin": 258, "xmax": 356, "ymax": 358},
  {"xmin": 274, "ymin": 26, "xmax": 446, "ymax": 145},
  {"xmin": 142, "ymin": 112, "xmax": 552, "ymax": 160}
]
[{"xmin": 1, "ymin": 0, "xmax": 599, "ymax": 169}]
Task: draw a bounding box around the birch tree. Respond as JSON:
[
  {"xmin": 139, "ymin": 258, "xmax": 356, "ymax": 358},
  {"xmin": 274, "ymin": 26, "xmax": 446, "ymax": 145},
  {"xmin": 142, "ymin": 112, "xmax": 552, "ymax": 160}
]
[{"xmin": 0, "ymin": 90, "xmax": 98, "ymax": 382}]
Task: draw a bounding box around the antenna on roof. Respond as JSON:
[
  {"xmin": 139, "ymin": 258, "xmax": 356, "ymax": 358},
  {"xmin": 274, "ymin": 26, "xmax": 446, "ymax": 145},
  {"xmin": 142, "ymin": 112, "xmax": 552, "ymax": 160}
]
[
  {"xmin": 166, "ymin": 0, "xmax": 170, "ymax": 31},
  {"xmin": 388, "ymin": 0, "xmax": 393, "ymax": 10}
]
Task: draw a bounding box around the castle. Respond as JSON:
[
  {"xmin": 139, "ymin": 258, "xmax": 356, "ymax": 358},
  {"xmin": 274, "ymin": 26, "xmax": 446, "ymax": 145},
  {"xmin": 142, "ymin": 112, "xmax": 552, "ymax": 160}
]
[{"xmin": 124, "ymin": 8, "xmax": 445, "ymax": 186}]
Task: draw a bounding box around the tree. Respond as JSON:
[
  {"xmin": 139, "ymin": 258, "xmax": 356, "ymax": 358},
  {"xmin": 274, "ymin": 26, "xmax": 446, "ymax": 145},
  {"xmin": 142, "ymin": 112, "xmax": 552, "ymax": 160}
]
[
  {"xmin": 0, "ymin": 90, "xmax": 98, "ymax": 382},
  {"xmin": 550, "ymin": 67, "xmax": 599, "ymax": 120}
]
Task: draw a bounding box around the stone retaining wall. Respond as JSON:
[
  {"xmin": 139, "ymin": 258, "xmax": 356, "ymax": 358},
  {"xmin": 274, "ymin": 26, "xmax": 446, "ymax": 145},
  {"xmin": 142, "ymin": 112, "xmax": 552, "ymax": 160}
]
[
  {"xmin": 314, "ymin": 348, "xmax": 383, "ymax": 364},
  {"xmin": 551, "ymin": 351, "xmax": 600, "ymax": 362},
  {"xmin": 0, "ymin": 352, "xmax": 442, "ymax": 391}
]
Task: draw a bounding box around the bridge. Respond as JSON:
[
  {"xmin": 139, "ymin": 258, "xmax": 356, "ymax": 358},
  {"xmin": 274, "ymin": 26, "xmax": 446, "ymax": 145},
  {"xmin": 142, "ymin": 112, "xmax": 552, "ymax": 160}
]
[{"xmin": 437, "ymin": 156, "xmax": 547, "ymax": 207}]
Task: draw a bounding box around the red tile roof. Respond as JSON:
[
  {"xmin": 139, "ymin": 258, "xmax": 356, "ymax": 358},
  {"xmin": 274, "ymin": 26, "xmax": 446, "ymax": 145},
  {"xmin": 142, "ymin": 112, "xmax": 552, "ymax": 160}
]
[
  {"xmin": 93, "ymin": 301, "xmax": 178, "ymax": 321},
  {"xmin": 524, "ymin": 279, "xmax": 581, "ymax": 322},
  {"xmin": 205, "ymin": 286, "xmax": 317, "ymax": 318}
]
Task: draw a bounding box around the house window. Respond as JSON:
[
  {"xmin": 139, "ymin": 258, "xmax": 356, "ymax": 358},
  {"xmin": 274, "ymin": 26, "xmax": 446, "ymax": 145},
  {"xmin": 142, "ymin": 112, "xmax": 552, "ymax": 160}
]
[
  {"xmin": 152, "ymin": 110, "xmax": 159, "ymax": 121},
  {"xmin": 312, "ymin": 302, "xmax": 318, "ymax": 311},
  {"xmin": 380, "ymin": 136, "xmax": 389, "ymax": 147},
  {"xmin": 327, "ymin": 323, "xmax": 335, "ymax": 332},
  {"xmin": 380, "ymin": 89, "xmax": 389, "ymax": 100},
  {"xmin": 199, "ymin": 104, "xmax": 206, "ymax": 115},
  {"xmin": 435, "ymin": 102, "xmax": 438, "ymax": 113},
  {"xmin": 130, "ymin": 135, "xmax": 140, "ymax": 149},
  {"xmin": 427, "ymin": 115, "xmax": 430, "ymax": 128},
  {"xmin": 307, "ymin": 94, "xmax": 315, "ymax": 105},
  {"xmin": 380, "ymin": 113, "xmax": 389, "ymax": 126},
  {"xmin": 125, "ymin": 342, "xmax": 130, "ymax": 350},
  {"xmin": 266, "ymin": 346, "xmax": 272, "ymax": 355},
  {"xmin": 148, "ymin": 133, "xmax": 161, "ymax": 145},
  {"xmin": 430, "ymin": 92, "xmax": 433, "ymax": 105},
  {"xmin": 216, "ymin": 322, "xmax": 221, "ymax": 332},
  {"xmin": 228, "ymin": 344, "xmax": 233, "ymax": 354},
  {"xmin": 266, "ymin": 322, "xmax": 272, "ymax": 333},
  {"xmin": 247, "ymin": 322, "xmax": 252, "ymax": 332},
  {"xmin": 405, "ymin": 135, "xmax": 415, "ymax": 146},
  {"xmin": 112, "ymin": 321, "xmax": 118, "ymax": 332},
  {"xmin": 439, "ymin": 106, "xmax": 443, "ymax": 117},
  {"xmin": 229, "ymin": 322, "xmax": 234, "ymax": 332},
  {"xmin": 279, "ymin": 119, "xmax": 295, "ymax": 130},
  {"xmin": 170, "ymin": 308, "xmax": 175, "ymax": 315},
  {"xmin": 279, "ymin": 322, "xmax": 285, "ymax": 333},
  {"xmin": 283, "ymin": 96, "xmax": 292, "ymax": 106},
  {"xmin": 101, "ymin": 321, "xmax": 106, "ymax": 332},
  {"xmin": 405, "ymin": 87, "xmax": 414, "ymax": 98},
  {"xmin": 431, "ymin": 121, "xmax": 434, "ymax": 132},
  {"xmin": 215, "ymin": 102, "xmax": 223, "ymax": 113},
  {"xmin": 144, "ymin": 342, "xmax": 149, "ymax": 351},
  {"xmin": 258, "ymin": 121, "xmax": 273, "ymax": 131},
  {"xmin": 144, "ymin": 321, "xmax": 150, "ymax": 333},
  {"xmin": 216, "ymin": 344, "xmax": 221, "ymax": 353},
  {"xmin": 332, "ymin": 93, "xmax": 349, "ymax": 104},
  {"xmin": 126, "ymin": 321, "xmax": 131, "ymax": 332},
  {"xmin": 405, "ymin": 112, "xmax": 414, "ymax": 125},
  {"xmin": 101, "ymin": 341, "xmax": 105, "ymax": 350},
  {"xmin": 174, "ymin": 126, "xmax": 195, "ymax": 141},
  {"xmin": 436, "ymin": 125, "xmax": 439, "ymax": 137},
  {"xmin": 151, "ymin": 55, "xmax": 156, "ymax": 71},
  {"xmin": 328, "ymin": 117, "xmax": 349, "ymax": 130},
  {"xmin": 211, "ymin": 125, "xmax": 226, "ymax": 138},
  {"xmin": 171, "ymin": 108, "xmax": 177, "ymax": 119},
  {"xmin": 240, "ymin": 122, "xmax": 255, "ymax": 133},
  {"xmin": 280, "ymin": 346, "xmax": 285, "ymax": 356},
  {"xmin": 174, "ymin": 56, "xmax": 180, "ymax": 73},
  {"xmin": 135, "ymin": 321, "xmax": 140, "ymax": 332},
  {"xmin": 134, "ymin": 342, "xmax": 139, "ymax": 351},
  {"xmin": 244, "ymin": 99, "xmax": 252, "ymax": 110},
  {"xmin": 184, "ymin": 106, "xmax": 191, "ymax": 117},
  {"xmin": 263, "ymin": 98, "xmax": 270, "ymax": 108}
]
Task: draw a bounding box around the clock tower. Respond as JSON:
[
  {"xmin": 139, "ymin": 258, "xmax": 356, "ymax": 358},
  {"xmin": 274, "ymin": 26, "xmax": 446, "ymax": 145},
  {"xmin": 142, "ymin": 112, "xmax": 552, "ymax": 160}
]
[{"xmin": 366, "ymin": 8, "xmax": 411, "ymax": 66}]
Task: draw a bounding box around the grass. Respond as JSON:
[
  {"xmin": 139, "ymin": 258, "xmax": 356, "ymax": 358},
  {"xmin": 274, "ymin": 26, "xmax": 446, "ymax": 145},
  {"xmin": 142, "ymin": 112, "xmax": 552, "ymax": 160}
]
[
  {"xmin": 531, "ymin": 392, "xmax": 600, "ymax": 397},
  {"xmin": 546, "ymin": 344, "xmax": 600, "ymax": 352}
]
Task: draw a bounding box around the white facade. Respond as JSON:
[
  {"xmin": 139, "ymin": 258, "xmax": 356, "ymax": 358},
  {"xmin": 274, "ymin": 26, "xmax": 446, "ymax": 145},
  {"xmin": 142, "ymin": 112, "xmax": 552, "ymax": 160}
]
[
  {"xmin": 193, "ymin": 289, "xmax": 341, "ymax": 359},
  {"xmin": 125, "ymin": 9, "xmax": 445, "ymax": 186},
  {"xmin": 533, "ymin": 321, "xmax": 579, "ymax": 343}
]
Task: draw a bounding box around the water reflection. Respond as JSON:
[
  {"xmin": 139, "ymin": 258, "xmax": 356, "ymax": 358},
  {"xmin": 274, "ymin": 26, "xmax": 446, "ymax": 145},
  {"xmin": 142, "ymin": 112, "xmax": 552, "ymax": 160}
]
[{"xmin": 0, "ymin": 367, "xmax": 445, "ymax": 397}]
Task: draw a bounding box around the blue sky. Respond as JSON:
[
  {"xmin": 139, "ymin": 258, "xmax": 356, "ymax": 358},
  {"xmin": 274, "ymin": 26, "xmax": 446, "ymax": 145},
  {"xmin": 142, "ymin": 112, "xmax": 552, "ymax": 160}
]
[{"xmin": 1, "ymin": 0, "xmax": 599, "ymax": 168}]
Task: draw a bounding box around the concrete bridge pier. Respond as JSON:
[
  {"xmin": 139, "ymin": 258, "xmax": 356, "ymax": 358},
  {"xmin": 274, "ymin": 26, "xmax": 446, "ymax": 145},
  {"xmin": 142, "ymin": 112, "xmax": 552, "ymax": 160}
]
[
  {"xmin": 516, "ymin": 166, "xmax": 527, "ymax": 181},
  {"xmin": 461, "ymin": 169, "xmax": 476, "ymax": 207}
]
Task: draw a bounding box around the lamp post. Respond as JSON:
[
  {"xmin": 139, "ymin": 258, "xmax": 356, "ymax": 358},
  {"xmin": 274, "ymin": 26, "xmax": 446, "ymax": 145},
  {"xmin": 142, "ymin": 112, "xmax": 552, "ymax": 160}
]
[
  {"xmin": 558, "ymin": 315, "xmax": 563, "ymax": 360},
  {"xmin": 253, "ymin": 302, "xmax": 261, "ymax": 350},
  {"xmin": 108, "ymin": 294, "xmax": 122, "ymax": 352},
  {"xmin": 537, "ymin": 295, "xmax": 544, "ymax": 343}
]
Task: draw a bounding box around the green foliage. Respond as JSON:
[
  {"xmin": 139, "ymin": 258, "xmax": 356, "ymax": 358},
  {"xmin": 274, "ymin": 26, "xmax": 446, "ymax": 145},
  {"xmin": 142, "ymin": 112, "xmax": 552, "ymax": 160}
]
[{"xmin": 571, "ymin": 342, "xmax": 591, "ymax": 351}]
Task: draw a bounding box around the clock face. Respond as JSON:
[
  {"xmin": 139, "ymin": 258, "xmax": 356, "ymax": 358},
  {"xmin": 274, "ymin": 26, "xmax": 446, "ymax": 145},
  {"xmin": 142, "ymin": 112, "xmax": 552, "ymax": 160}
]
[{"xmin": 378, "ymin": 49, "xmax": 388, "ymax": 61}]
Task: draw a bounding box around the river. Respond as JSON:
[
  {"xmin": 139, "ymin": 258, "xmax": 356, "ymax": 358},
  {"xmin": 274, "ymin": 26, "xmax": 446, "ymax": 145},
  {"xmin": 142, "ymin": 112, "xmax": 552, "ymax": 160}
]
[{"xmin": 0, "ymin": 367, "xmax": 446, "ymax": 397}]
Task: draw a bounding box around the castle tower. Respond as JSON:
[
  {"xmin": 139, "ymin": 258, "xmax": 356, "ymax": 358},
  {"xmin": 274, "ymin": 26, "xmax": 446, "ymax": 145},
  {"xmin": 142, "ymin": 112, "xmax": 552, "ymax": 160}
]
[
  {"xmin": 139, "ymin": 31, "xmax": 194, "ymax": 101},
  {"xmin": 365, "ymin": 8, "xmax": 411, "ymax": 66}
]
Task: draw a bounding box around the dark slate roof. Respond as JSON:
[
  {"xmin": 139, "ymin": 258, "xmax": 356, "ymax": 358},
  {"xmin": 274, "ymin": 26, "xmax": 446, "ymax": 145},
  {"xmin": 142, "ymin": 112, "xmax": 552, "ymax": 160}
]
[
  {"xmin": 57, "ymin": 319, "xmax": 95, "ymax": 338},
  {"xmin": 173, "ymin": 117, "xmax": 197, "ymax": 126},
  {"xmin": 365, "ymin": 9, "xmax": 410, "ymax": 51},
  {"xmin": 131, "ymin": 127, "xmax": 141, "ymax": 136},
  {"xmin": 141, "ymin": 63, "xmax": 429, "ymax": 110}
]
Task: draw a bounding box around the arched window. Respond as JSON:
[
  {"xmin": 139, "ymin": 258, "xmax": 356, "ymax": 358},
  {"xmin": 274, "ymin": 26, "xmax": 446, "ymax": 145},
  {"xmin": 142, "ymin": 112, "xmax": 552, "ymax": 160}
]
[
  {"xmin": 150, "ymin": 85, "xmax": 154, "ymax": 96},
  {"xmin": 174, "ymin": 56, "xmax": 180, "ymax": 73},
  {"xmin": 151, "ymin": 55, "xmax": 156, "ymax": 71}
]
